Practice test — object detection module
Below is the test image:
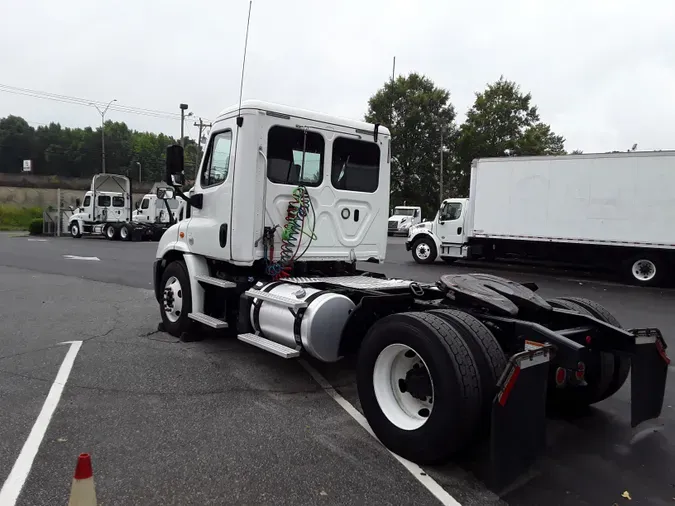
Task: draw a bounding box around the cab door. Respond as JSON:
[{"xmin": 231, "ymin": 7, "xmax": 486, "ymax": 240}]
[
  {"xmin": 436, "ymin": 200, "xmax": 466, "ymax": 244},
  {"xmin": 185, "ymin": 123, "xmax": 236, "ymax": 259}
]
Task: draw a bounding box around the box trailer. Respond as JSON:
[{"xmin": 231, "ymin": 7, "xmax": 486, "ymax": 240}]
[{"xmin": 406, "ymin": 151, "xmax": 675, "ymax": 286}]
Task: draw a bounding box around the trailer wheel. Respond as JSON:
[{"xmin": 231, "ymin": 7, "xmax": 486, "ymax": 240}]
[
  {"xmin": 411, "ymin": 236, "xmax": 437, "ymax": 264},
  {"xmin": 428, "ymin": 309, "xmax": 507, "ymax": 429},
  {"xmin": 159, "ymin": 261, "xmax": 193, "ymax": 337},
  {"xmin": 105, "ymin": 224, "xmax": 117, "ymax": 241},
  {"xmin": 624, "ymin": 253, "xmax": 667, "ymax": 287},
  {"xmin": 69, "ymin": 222, "xmax": 82, "ymax": 238},
  {"xmin": 119, "ymin": 224, "xmax": 131, "ymax": 241},
  {"xmin": 547, "ymin": 298, "xmax": 616, "ymax": 407},
  {"xmin": 556, "ymin": 297, "xmax": 631, "ymax": 401},
  {"xmin": 357, "ymin": 312, "xmax": 481, "ymax": 464}
]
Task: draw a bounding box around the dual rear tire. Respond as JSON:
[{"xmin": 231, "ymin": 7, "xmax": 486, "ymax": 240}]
[{"xmin": 356, "ymin": 310, "xmax": 506, "ymax": 464}]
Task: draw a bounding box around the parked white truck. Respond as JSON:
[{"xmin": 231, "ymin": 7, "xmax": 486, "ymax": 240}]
[
  {"xmin": 69, "ymin": 173, "xmax": 177, "ymax": 241},
  {"xmin": 387, "ymin": 205, "xmax": 422, "ymax": 236},
  {"xmin": 151, "ymin": 100, "xmax": 668, "ymax": 491},
  {"xmin": 406, "ymin": 151, "xmax": 675, "ymax": 286}
]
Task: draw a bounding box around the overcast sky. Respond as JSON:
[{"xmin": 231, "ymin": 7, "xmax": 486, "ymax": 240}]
[{"xmin": 1, "ymin": 0, "xmax": 673, "ymax": 153}]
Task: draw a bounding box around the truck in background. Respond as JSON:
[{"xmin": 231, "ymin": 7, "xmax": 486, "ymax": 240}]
[
  {"xmin": 406, "ymin": 151, "xmax": 675, "ymax": 286},
  {"xmin": 68, "ymin": 173, "xmax": 177, "ymax": 241},
  {"xmin": 133, "ymin": 187, "xmax": 181, "ymax": 224},
  {"xmin": 387, "ymin": 205, "xmax": 422, "ymax": 236}
]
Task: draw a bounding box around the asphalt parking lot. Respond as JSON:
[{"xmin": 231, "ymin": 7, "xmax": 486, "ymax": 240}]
[{"xmin": 0, "ymin": 232, "xmax": 674, "ymax": 505}]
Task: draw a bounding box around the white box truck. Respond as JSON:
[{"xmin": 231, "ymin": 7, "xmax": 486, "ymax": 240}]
[{"xmin": 406, "ymin": 151, "xmax": 675, "ymax": 286}]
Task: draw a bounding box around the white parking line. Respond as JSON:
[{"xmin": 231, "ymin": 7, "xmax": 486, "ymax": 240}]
[
  {"xmin": 63, "ymin": 255, "xmax": 100, "ymax": 261},
  {"xmin": 299, "ymin": 359, "xmax": 462, "ymax": 506},
  {"xmin": 0, "ymin": 341, "xmax": 83, "ymax": 506}
]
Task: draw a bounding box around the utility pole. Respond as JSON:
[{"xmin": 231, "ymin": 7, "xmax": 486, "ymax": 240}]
[
  {"xmin": 193, "ymin": 117, "xmax": 212, "ymax": 175},
  {"xmin": 136, "ymin": 161, "xmax": 142, "ymax": 183},
  {"xmin": 90, "ymin": 98, "xmax": 117, "ymax": 173},
  {"xmin": 440, "ymin": 127, "xmax": 444, "ymax": 207}
]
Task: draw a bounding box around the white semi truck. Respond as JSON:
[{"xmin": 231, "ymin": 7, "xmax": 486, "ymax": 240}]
[
  {"xmin": 387, "ymin": 205, "xmax": 422, "ymax": 236},
  {"xmin": 68, "ymin": 173, "xmax": 177, "ymax": 241},
  {"xmin": 152, "ymin": 100, "xmax": 668, "ymax": 491},
  {"xmin": 406, "ymin": 151, "xmax": 675, "ymax": 286}
]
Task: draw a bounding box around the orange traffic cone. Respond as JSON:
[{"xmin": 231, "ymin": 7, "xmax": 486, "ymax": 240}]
[{"xmin": 67, "ymin": 453, "xmax": 97, "ymax": 506}]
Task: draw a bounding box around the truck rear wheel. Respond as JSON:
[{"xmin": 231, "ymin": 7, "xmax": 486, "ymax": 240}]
[
  {"xmin": 428, "ymin": 309, "xmax": 507, "ymax": 429},
  {"xmin": 624, "ymin": 253, "xmax": 668, "ymax": 287},
  {"xmin": 556, "ymin": 297, "xmax": 631, "ymax": 401},
  {"xmin": 105, "ymin": 224, "xmax": 117, "ymax": 240},
  {"xmin": 411, "ymin": 236, "xmax": 437, "ymax": 265},
  {"xmin": 357, "ymin": 312, "xmax": 481, "ymax": 464},
  {"xmin": 119, "ymin": 224, "xmax": 132, "ymax": 241},
  {"xmin": 160, "ymin": 261, "xmax": 194, "ymax": 337},
  {"xmin": 547, "ymin": 298, "xmax": 616, "ymax": 408}
]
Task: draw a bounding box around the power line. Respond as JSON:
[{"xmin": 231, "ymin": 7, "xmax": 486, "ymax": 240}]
[{"xmin": 0, "ymin": 83, "xmax": 210, "ymax": 121}]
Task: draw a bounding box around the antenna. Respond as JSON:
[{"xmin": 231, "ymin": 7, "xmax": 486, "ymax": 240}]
[{"xmin": 236, "ymin": 0, "xmax": 253, "ymax": 127}]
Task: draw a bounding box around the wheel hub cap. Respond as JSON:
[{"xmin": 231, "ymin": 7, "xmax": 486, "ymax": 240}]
[
  {"xmin": 163, "ymin": 276, "xmax": 183, "ymax": 323},
  {"xmin": 632, "ymin": 259, "xmax": 656, "ymax": 281},
  {"xmin": 373, "ymin": 344, "xmax": 435, "ymax": 431}
]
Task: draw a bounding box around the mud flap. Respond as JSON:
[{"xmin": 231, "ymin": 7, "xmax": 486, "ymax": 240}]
[
  {"xmin": 630, "ymin": 328, "xmax": 670, "ymax": 427},
  {"xmin": 488, "ymin": 344, "xmax": 553, "ymax": 492}
]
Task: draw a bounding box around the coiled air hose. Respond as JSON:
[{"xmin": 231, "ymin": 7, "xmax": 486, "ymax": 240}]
[{"xmin": 265, "ymin": 185, "xmax": 317, "ymax": 279}]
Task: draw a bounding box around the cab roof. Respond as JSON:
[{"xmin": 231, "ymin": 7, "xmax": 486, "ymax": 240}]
[{"xmin": 215, "ymin": 99, "xmax": 391, "ymax": 137}]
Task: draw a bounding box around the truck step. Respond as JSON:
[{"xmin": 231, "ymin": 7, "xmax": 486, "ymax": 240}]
[
  {"xmin": 194, "ymin": 274, "xmax": 236, "ymax": 289},
  {"xmin": 244, "ymin": 288, "xmax": 308, "ymax": 310},
  {"xmin": 237, "ymin": 333, "xmax": 300, "ymax": 358},
  {"xmin": 188, "ymin": 312, "xmax": 229, "ymax": 329}
]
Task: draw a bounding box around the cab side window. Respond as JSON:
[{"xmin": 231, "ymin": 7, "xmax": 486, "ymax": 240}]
[
  {"xmin": 267, "ymin": 126, "xmax": 324, "ymax": 186},
  {"xmin": 82, "ymin": 196, "xmax": 91, "ymax": 207},
  {"xmin": 201, "ymin": 131, "xmax": 233, "ymax": 187},
  {"xmin": 440, "ymin": 203, "xmax": 462, "ymax": 221},
  {"xmin": 140, "ymin": 199, "xmax": 150, "ymax": 210}
]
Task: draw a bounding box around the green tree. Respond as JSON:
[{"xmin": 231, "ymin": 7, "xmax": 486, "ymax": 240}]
[
  {"xmin": 365, "ymin": 73, "xmax": 456, "ymax": 218},
  {"xmin": 0, "ymin": 114, "xmax": 182, "ymax": 181},
  {"xmin": 456, "ymin": 76, "xmax": 566, "ymax": 193}
]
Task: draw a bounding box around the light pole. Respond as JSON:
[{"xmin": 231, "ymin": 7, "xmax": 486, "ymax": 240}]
[
  {"xmin": 90, "ymin": 99, "xmax": 117, "ymax": 173},
  {"xmin": 179, "ymin": 104, "xmax": 192, "ymax": 147},
  {"xmin": 136, "ymin": 161, "xmax": 142, "ymax": 183}
]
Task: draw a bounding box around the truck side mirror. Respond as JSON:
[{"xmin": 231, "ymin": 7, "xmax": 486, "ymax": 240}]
[
  {"xmin": 165, "ymin": 144, "xmax": 185, "ymax": 187},
  {"xmin": 156, "ymin": 187, "xmax": 175, "ymax": 200},
  {"xmin": 135, "ymin": 201, "xmax": 140, "ymax": 210},
  {"xmin": 414, "ymin": 209, "xmax": 419, "ymax": 217},
  {"xmin": 75, "ymin": 198, "xmax": 81, "ymax": 208}
]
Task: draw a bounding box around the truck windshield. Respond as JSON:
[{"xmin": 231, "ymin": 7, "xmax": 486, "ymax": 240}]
[{"xmin": 394, "ymin": 208, "xmax": 415, "ymax": 216}]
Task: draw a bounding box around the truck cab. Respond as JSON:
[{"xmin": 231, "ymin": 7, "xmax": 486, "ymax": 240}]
[
  {"xmin": 405, "ymin": 198, "xmax": 470, "ymax": 263},
  {"xmin": 133, "ymin": 194, "xmax": 180, "ymax": 224},
  {"xmin": 387, "ymin": 205, "xmax": 421, "ymax": 236},
  {"xmin": 156, "ymin": 99, "xmax": 391, "ymax": 269}
]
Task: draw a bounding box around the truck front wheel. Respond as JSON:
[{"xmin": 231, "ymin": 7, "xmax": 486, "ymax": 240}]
[
  {"xmin": 70, "ymin": 222, "xmax": 82, "ymax": 238},
  {"xmin": 411, "ymin": 236, "xmax": 437, "ymax": 264},
  {"xmin": 356, "ymin": 312, "xmax": 481, "ymax": 464},
  {"xmin": 160, "ymin": 261, "xmax": 194, "ymax": 337}
]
